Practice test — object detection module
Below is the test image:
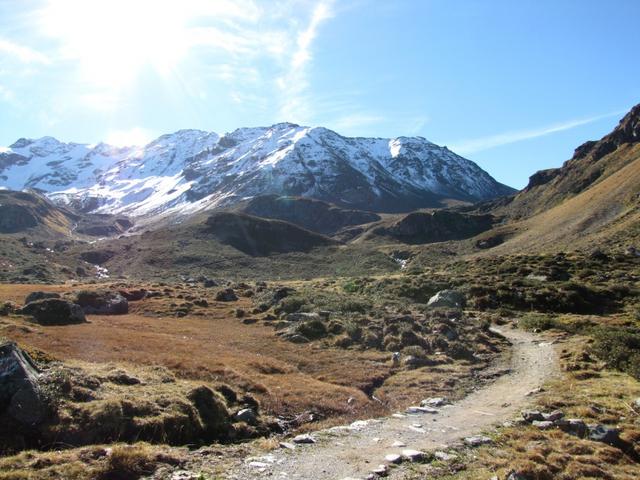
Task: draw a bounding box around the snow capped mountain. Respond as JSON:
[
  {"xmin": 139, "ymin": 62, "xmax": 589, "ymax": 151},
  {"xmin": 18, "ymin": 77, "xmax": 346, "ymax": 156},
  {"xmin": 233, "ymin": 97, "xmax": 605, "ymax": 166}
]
[{"xmin": 0, "ymin": 124, "xmax": 514, "ymax": 217}]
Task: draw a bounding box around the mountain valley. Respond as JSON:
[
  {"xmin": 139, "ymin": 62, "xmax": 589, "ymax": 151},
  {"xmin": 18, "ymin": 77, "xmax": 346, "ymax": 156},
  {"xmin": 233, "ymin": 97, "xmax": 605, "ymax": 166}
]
[{"xmin": 1, "ymin": 106, "xmax": 639, "ymax": 480}]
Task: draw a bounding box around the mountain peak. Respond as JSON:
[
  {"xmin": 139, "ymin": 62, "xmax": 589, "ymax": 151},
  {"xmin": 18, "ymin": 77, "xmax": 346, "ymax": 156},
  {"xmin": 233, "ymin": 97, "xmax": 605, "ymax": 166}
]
[{"xmin": 1, "ymin": 123, "xmax": 514, "ymax": 217}]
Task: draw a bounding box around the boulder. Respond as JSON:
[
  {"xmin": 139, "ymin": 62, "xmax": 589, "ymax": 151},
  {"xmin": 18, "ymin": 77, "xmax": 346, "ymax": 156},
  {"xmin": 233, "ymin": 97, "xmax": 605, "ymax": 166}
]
[
  {"xmin": 74, "ymin": 290, "xmax": 129, "ymax": 315},
  {"xmin": 234, "ymin": 408, "xmax": 258, "ymax": 425},
  {"xmin": 20, "ymin": 299, "xmax": 86, "ymax": 325},
  {"xmin": 401, "ymin": 449, "xmax": 425, "ymax": 461},
  {"xmin": 521, "ymin": 410, "xmax": 545, "ymax": 422},
  {"xmin": 588, "ymin": 425, "xmax": 623, "ymax": 448},
  {"xmin": 427, "ymin": 290, "xmax": 466, "ymax": 309},
  {"xmin": 384, "ymin": 453, "xmax": 402, "ymax": 464},
  {"xmin": 215, "ymin": 288, "xmax": 238, "ymax": 302},
  {"xmin": 285, "ymin": 312, "xmax": 321, "ymax": 322},
  {"xmin": 292, "ymin": 433, "xmax": 316, "ymax": 444},
  {"xmin": 0, "ymin": 342, "xmax": 47, "ymax": 425},
  {"xmin": 24, "ymin": 291, "xmax": 61, "ymax": 305}
]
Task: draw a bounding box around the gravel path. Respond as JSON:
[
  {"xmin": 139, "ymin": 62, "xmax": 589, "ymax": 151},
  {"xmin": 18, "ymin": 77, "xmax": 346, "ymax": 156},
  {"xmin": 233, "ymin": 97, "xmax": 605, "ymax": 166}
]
[{"xmin": 230, "ymin": 326, "xmax": 558, "ymax": 480}]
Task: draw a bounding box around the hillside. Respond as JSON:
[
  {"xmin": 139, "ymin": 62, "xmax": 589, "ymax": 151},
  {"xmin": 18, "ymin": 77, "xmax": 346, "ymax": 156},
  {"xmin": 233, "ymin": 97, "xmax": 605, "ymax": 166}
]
[
  {"xmin": 239, "ymin": 195, "xmax": 381, "ymax": 235},
  {"xmin": 473, "ymin": 104, "xmax": 640, "ymax": 252}
]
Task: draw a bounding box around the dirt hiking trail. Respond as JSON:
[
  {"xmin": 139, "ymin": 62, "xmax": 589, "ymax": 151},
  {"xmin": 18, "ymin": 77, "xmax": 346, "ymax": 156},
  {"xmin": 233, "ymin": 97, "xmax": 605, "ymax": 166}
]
[{"xmin": 230, "ymin": 326, "xmax": 558, "ymax": 480}]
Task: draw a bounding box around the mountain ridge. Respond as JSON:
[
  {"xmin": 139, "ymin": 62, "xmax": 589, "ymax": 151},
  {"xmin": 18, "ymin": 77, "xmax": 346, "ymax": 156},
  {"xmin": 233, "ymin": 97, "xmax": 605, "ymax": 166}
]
[{"xmin": 0, "ymin": 124, "xmax": 514, "ymax": 218}]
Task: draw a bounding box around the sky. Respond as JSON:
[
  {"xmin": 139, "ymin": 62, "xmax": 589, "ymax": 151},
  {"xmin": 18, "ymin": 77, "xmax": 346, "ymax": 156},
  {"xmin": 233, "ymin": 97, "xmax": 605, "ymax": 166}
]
[{"xmin": 0, "ymin": 0, "xmax": 639, "ymax": 189}]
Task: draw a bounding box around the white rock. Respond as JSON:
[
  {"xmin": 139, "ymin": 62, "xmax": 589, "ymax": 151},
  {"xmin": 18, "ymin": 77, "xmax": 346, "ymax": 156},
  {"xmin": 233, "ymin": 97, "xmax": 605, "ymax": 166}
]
[
  {"xmin": 292, "ymin": 434, "xmax": 316, "ymax": 444},
  {"xmin": 385, "ymin": 453, "xmax": 402, "ymax": 464},
  {"xmin": 434, "ymin": 451, "xmax": 457, "ymax": 461},
  {"xmin": 420, "ymin": 397, "xmax": 448, "ymax": 407},
  {"xmin": 391, "ymin": 440, "xmax": 406, "ymax": 447},
  {"xmin": 406, "ymin": 406, "xmax": 439, "ymax": 414},
  {"xmin": 402, "ymin": 449, "xmax": 426, "ymax": 461},
  {"xmin": 372, "ymin": 464, "xmax": 388, "ymax": 476},
  {"xmin": 464, "ymin": 435, "xmax": 492, "ymax": 447}
]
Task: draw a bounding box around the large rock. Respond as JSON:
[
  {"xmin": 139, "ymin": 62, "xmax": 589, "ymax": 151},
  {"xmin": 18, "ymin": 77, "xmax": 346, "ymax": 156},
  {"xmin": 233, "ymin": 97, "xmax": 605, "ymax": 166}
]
[
  {"xmin": 588, "ymin": 425, "xmax": 623, "ymax": 448},
  {"xmin": 427, "ymin": 290, "xmax": 466, "ymax": 309},
  {"xmin": 0, "ymin": 342, "xmax": 47, "ymax": 425},
  {"xmin": 24, "ymin": 291, "xmax": 61, "ymax": 305},
  {"xmin": 74, "ymin": 290, "xmax": 129, "ymax": 315},
  {"xmin": 215, "ymin": 288, "xmax": 238, "ymax": 302},
  {"xmin": 285, "ymin": 312, "xmax": 321, "ymax": 322},
  {"xmin": 20, "ymin": 298, "xmax": 86, "ymax": 325}
]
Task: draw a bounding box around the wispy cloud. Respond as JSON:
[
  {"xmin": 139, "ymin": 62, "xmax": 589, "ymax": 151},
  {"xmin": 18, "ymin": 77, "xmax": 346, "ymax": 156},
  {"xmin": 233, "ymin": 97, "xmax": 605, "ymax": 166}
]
[
  {"xmin": 277, "ymin": 1, "xmax": 335, "ymax": 122},
  {"xmin": 451, "ymin": 110, "xmax": 626, "ymax": 155},
  {"xmin": 0, "ymin": 38, "xmax": 50, "ymax": 65}
]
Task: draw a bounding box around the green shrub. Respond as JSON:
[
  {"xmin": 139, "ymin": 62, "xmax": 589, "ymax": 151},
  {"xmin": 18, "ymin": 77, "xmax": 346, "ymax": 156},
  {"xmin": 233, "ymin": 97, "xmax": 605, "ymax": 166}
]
[
  {"xmin": 275, "ymin": 297, "xmax": 306, "ymax": 315},
  {"xmin": 591, "ymin": 326, "xmax": 640, "ymax": 379},
  {"xmin": 518, "ymin": 314, "xmax": 562, "ymax": 331},
  {"xmin": 295, "ymin": 319, "xmax": 328, "ymax": 340}
]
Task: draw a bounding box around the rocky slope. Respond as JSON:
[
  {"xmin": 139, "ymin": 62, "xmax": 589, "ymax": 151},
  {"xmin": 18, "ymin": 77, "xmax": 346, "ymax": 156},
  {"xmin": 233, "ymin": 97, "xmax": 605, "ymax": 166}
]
[
  {"xmin": 238, "ymin": 195, "xmax": 381, "ymax": 235},
  {"xmin": 0, "ymin": 124, "xmax": 514, "ymax": 218},
  {"xmin": 474, "ymin": 103, "xmax": 640, "ymax": 252}
]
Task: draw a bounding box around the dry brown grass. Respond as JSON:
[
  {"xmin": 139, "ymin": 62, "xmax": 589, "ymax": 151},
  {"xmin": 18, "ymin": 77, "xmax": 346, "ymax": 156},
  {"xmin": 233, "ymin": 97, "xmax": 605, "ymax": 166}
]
[
  {"xmin": 0, "ymin": 282, "xmax": 487, "ymax": 431},
  {"xmin": 0, "ymin": 443, "xmax": 184, "ymax": 480}
]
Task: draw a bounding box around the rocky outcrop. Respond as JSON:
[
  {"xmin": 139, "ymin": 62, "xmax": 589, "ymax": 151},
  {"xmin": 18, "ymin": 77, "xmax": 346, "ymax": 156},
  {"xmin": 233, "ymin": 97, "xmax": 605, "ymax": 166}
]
[
  {"xmin": 375, "ymin": 211, "xmax": 494, "ymax": 244},
  {"xmin": 427, "ymin": 290, "xmax": 466, "ymax": 309},
  {"xmin": 205, "ymin": 212, "xmax": 337, "ymax": 256},
  {"xmin": 0, "ymin": 342, "xmax": 47, "ymax": 426},
  {"xmin": 79, "ymin": 250, "xmax": 115, "ymax": 265},
  {"xmin": 0, "ymin": 204, "xmax": 38, "ymax": 233},
  {"xmin": 241, "ymin": 195, "xmax": 380, "ymax": 235}
]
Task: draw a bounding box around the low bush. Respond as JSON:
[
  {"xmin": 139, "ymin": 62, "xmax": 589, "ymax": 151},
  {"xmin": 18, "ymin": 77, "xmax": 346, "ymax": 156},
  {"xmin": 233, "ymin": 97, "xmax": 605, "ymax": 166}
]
[{"xmin": 591, "ymin": 326, "xmax": 640, "ymax": 379}]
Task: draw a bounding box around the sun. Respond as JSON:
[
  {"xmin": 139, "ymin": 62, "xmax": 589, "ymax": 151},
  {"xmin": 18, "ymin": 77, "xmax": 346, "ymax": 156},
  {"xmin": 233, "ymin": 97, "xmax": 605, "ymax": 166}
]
[{"xmin": 39, "ymin": 0, "xmax": 191, "ymax": 87}]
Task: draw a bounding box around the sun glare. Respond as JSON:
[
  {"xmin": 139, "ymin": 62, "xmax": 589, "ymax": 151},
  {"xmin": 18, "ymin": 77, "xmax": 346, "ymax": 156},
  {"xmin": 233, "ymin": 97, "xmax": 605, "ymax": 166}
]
[{"xmin": 40, "ymin": 0, "xmax": 192, "ymax": 87}]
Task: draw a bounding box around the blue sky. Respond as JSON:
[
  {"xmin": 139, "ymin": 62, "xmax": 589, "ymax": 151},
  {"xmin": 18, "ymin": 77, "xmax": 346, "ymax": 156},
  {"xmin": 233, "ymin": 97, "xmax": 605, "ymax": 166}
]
[{"xmin": 0, "ymin": 0, "xmax": 638, "ymax": 188}]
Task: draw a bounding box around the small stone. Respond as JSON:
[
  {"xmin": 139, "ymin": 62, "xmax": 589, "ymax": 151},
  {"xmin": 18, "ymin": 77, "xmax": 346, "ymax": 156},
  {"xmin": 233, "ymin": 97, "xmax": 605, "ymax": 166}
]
[
  {"xmin": 525, "ymin": 387, "xmax": 543, "ymax": 396},
  {"xmin": 372, "ymin": 464, "xmax": 388, "ymax": 476},
  {"xmin": 420, "ymin": 397, "xmax": 448, "ymax": 407},
  {"xmin": 292, "ymin": 434, "xmax": 316, "ymax": 444},
  {"xmin": 279, "ymin": 442, "xmax": 296, "ymax": 450},
  {"xmin": 385, "ymin": 453, "xmax": 402, "ymax": 464},
  {"xmin": 543, "ymin": 410, "xmax": 564, "ymax": 422},
  {"xmin": 522, "ymin": 410, "xmax": 544, "ymax": 422},
  {"xmin": 391, "ymin": 440, "xmax": 406, "ymax": 447},
  {"xmin": 406, "ymin": 406, "xmax": 438, "ymax": 414},
  {"xmin": 434, "ymin": 451, "xmax": 457, "ymax": 461},
  {"xmin": 170, "ymin": 471, "xmax": 201, "ymax": 480},
  {"xmin": 532, "ymin": 420, "xmax": 555, "ymax": 430},
  {"xmin": 464, "ymin": 435, "xmax": 492, "ymax": 447},
  {"xmin": 401, "ymin": 449, "xmax": 425, "ymax": 462}
]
